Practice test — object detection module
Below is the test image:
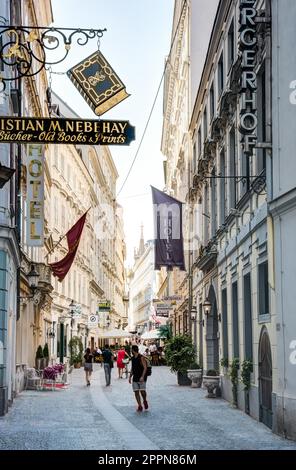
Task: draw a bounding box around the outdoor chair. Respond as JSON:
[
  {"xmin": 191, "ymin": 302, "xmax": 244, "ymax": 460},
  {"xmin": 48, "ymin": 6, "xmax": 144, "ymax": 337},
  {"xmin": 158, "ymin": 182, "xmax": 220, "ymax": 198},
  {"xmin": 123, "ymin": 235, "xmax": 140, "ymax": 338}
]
[{"xmin": 25, "ymin": 368, "xmax": 43, "ymax": 390}]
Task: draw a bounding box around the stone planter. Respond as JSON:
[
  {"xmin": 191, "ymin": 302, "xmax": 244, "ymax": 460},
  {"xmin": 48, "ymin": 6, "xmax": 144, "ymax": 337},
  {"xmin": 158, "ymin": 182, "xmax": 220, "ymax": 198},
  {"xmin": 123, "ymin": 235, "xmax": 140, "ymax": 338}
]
[
  {"xmin": 202, "ymin": 375, "xmax": 220, "ymax": 398},
  {"xmin": 74, "ymin": 362, "xmax": 81, "ymax": 369},
  {"xmin": 177, "ymin": 371, "xmax": 192, "ymax": 386},
  {"xmin": 187, "ymin": 369, "xmax": 203, "ymax": 388},
  {"xmin": 35, "ymin": 358, "xmax": 43, "ymax": 370}
]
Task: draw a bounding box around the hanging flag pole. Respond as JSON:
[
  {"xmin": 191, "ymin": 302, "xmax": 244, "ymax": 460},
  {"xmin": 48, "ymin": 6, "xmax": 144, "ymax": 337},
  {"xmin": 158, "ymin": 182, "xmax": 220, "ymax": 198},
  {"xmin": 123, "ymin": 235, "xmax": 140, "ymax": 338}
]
[
  {"xmin": 47, "ymin": 208, "xmax": 90, "ymax": 282},
  {"xmin": 45, "ymin": 233, "xmax": 67, "ymax": 262},
  {"xmin": 45, "ymin": 207, "xmax": 91, "ymax": 263}
]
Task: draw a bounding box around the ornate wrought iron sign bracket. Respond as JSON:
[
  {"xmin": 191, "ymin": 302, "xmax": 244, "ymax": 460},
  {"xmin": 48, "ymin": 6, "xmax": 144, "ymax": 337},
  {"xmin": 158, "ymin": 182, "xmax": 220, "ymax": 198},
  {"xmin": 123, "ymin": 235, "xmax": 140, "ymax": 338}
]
[
  {"xmin": 0, "ymin": 25, "xmax": 107, "ymax": 90},
  {"xmin": 203, "ymin": 172, "xmax": 266, "ymax": 195}
]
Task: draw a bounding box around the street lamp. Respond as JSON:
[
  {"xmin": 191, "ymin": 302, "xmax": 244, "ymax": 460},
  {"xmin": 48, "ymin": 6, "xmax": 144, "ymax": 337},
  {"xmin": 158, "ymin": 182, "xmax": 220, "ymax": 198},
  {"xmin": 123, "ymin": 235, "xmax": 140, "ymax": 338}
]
[
  {"xmin": 27, "ymin": 264, "xmax": 39, "ymax": 290},
  {"xmin": 69, "ymin": 299, "xmax": 76, "ymax": 364},
  {"xmin": 59, "ymin": 316, "xmax": 66, "ymax": 364},
  {"xmin": 191, "ymin": 305, "xmax": 197, "ymax": 321},
  {"xmin": 20, "ymin": 264, "xmax": 40, "ymax": 301},
  {"xmin": 203, "ymin": 298, "xmax": 212, "ymax": 317}
]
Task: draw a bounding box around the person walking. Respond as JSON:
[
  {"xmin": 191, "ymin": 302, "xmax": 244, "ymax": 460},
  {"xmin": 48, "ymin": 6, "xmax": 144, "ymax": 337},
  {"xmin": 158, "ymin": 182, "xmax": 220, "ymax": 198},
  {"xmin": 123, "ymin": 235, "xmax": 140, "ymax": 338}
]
[
  {"xmin": 117, "ymin": 345, "xmax": 129, "ymax": 379},
  {"xmin": 84, "ymin": 348, "xmax": 93, "ymax": 386},
  {"xmin": 129, "ymin": 345, "xmax": 149, "ymax": 412},
  {"xmin": 102, "ymin": 344, "xmax": 113, "ymax": 386}
]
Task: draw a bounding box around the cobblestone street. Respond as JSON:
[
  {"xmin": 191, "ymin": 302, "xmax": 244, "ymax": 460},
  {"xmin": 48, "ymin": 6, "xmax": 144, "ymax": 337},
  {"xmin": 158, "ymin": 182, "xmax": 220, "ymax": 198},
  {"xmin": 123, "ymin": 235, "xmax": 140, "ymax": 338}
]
[{"xmin": 0, "ymin": 366, "xmax": 295, "ymax": 451}]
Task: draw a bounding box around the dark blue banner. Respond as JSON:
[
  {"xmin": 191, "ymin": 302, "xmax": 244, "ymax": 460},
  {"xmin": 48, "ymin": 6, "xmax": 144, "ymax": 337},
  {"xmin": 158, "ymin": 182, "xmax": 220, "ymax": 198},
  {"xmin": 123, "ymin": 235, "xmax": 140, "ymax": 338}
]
[{"xmin": 151, "ymin": 186, "xmax": 185, "ymax": 271}]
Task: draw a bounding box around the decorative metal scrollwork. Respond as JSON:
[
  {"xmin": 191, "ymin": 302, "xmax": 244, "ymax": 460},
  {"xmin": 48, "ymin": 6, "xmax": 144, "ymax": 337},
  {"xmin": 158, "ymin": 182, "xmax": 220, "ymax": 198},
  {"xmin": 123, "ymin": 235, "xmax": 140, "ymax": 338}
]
[
  {"xmin": 0, "ymin": 25, "xmax": 107, "ymax": 90},
  {"xmin": 251, "ymin": 170, "xmax": 266, "ymax": 195}
]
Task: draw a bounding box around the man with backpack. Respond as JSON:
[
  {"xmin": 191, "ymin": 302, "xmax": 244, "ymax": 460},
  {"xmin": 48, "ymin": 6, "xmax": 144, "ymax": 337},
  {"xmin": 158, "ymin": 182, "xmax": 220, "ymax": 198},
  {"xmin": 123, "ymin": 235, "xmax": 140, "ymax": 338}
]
[{"xmin": 129, "ymin": 344, "xmax": 151, "ymax": 412}]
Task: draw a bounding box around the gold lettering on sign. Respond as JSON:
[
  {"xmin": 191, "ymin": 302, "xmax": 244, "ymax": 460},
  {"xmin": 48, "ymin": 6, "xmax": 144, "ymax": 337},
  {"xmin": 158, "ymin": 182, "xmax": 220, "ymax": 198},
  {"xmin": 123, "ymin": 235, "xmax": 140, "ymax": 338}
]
[
  {"xmin": 29, "ymin": 160, "xmax": 42, "ymax": 177},
  {"xmin": 26, "ymin": 144, "xmax": 44, "ymax": 247},
  {"xmin": 49, "ymin": 120, "xmax": 63, "ymax": 132},
  {"xmin": 30, "ymin": 222, "xmax": 41, "ymax": 240},
  {"xmin": 88, "ymin": 71, "xmax": 106, "ymax": 86}
]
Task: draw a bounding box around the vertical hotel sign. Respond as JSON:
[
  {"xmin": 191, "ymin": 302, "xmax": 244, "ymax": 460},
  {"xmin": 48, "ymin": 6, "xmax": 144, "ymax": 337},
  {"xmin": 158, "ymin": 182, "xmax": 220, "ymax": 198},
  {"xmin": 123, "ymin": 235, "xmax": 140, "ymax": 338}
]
[
  {"xmin": 26, "ymin": 144, "xmax": 44, "ymax": 246},
  {"xmin": 239, "ymin": 0, "xmax": 258, "ymax": 154}
]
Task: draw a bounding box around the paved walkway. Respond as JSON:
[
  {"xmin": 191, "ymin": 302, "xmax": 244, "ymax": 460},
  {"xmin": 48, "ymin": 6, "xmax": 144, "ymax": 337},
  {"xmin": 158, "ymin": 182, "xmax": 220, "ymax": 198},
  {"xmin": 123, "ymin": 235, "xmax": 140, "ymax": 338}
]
[{"xmin": 0, "ymin": 365, "xmax": 295, "ymax": 450}]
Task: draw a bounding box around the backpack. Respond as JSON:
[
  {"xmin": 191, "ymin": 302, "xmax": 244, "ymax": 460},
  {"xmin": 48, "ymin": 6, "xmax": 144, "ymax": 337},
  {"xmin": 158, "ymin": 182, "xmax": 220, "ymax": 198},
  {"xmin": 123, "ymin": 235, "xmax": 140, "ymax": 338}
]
[{"xmin": 143, "ymin": 355, "xmax": 152, "ymax": 376}]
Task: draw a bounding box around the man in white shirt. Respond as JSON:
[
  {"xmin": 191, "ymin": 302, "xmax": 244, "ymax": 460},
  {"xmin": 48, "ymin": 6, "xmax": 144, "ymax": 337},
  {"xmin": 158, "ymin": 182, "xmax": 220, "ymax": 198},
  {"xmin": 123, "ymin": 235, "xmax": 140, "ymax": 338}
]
[{"xmin": 139, "ymin": 342, "xmax": 147, "ymax": 355}]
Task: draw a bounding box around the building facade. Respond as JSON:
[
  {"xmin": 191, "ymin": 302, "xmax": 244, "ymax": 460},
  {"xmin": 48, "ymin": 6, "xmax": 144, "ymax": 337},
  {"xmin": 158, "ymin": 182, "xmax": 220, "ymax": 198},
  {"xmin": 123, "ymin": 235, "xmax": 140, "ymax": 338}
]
[
  {"xmin": 269, "ymin": 0, "xmax": 296, "ymax": 440},
  {"xmin": 189, "ymin": 0, "xmax": 273, "ymax": 428},
  {"xmin": 164, "ymin": 0, "xmax": 296, "ymax": 439},
  {"xmin": 128, "ymin": 229, "xmax": 157, "ymax": 336},
  {"xmin": 0, "ymin": 0, "xmax": 53, "ymax": 414},
  {"xmin": 161, "ymin": 0, "xmax": 190, "ymax": 336},
  {"xmin": 0, "ymin": 0, "xmax": 127, "ymax": 414},
  {"xmin": 0, "ymin": 0, "xmax": 22, "ymax": 416}
]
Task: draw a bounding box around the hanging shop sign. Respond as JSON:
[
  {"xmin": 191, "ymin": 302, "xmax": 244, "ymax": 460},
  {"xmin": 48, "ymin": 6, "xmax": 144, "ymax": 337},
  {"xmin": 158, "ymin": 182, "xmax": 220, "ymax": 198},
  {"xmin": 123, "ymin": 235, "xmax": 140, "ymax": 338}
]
[
  {"xmin": 238, "ymin": 0, "xmax": 258, "ymax": 155},
  {"xmin": 26, "ymin": 144, "xmax": 44, "ymax": 246},
  {"xmin": 67, "ymin": 50, "xmax": 130, "ymax": 116},
  {"xmin": 72, "ymin": 304, "xmax": 82, "ymax": 318},
  {"xmin": 98, "ymin": 301, "xmax": 111, "ymax": 312},
  {"xmin": 153, "ymin": 301, "xmax": 172, "ymax": 317},
  {"xmin": 0, "ymin": 117, "xmax": 135, "ymax": 146}
]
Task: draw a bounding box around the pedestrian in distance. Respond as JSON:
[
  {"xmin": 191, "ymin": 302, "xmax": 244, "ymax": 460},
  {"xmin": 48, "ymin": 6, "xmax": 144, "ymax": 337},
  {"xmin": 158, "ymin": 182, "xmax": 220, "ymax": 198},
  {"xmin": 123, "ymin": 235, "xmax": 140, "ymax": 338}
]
[
  {"xmin": 84, "ymin": 348, "xmax": 93, "ymax": 386},
  {"xmin": 129, "ymin": 344, "xmax": 149, "ymax": 412},
  {"xmin": 102, "ymin": 344, "xmax": 114, "ymax": 386},
  {"xmin": 117, "ymin": 345, "xmax": 130, "ymax": 379}
]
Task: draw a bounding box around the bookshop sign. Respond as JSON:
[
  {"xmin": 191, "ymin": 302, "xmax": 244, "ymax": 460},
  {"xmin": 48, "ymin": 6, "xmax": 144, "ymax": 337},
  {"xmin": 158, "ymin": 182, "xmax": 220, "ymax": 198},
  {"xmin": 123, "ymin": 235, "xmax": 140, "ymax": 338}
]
[{"xmin": 0, "ymin": 117, "xmax": 135, "ymax": 146}]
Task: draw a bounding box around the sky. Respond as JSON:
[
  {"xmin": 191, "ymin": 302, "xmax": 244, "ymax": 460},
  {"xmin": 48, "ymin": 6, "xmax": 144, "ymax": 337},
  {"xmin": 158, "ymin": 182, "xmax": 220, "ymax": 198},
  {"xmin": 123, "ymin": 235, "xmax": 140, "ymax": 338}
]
[{"xmin": 50, "ymin": 0, "xmax": 174, "ymax": 266}]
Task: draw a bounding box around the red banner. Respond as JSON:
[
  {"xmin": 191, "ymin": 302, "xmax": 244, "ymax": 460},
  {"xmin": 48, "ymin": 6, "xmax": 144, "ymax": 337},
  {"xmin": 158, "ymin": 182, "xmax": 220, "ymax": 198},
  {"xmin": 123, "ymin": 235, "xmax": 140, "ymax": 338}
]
[{"xmin": 49, "ymin": 212, "xmax": 87, "ymax": 282}]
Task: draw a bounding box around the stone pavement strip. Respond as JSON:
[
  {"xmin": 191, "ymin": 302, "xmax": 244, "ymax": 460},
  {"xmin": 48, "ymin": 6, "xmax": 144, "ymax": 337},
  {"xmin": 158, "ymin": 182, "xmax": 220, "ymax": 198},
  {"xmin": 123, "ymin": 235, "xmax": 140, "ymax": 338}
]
[{"xmin": 0, "ymin": 365, "xmax": 296, "ymax": 450}]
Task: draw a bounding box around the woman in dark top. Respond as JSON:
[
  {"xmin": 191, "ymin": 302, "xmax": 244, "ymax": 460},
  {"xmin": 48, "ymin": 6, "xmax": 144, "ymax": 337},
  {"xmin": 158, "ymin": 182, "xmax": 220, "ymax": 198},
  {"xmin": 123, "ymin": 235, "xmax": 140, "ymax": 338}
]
[{"xmin": 84, "ymin": 348, "xmax": 93, "ymax": 386}]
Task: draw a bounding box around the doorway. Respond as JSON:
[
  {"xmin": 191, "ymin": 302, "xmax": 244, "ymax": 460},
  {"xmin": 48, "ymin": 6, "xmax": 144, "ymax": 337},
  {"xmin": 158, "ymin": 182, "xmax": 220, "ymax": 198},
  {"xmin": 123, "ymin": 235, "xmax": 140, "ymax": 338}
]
[
  {"xmin": 206, "ymin": 285, "xmax": 219, "ymax": 371},
  {"xmin": 259, "ymin": 328, "xmax": 273, "ymax": 429}
]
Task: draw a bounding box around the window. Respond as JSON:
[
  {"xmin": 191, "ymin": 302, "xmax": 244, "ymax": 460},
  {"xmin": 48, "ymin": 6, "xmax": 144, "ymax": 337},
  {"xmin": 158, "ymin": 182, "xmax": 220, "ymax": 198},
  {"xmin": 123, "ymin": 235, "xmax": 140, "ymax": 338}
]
[
  {"xmin": 203, "ymin": 107, "xmax": 208, "ymax": 142},
  {"xmin": 210, "ymin": 84, "xmax": 215, "ymax": 121},
  {"xmin": 258, "ymin": 262, "xmax": 269, "ymax": 315},
  {"xmin": 257, "ymin": 63, "xmax": 267, "ymax": 173},
  {"xmin": 199, "ymin": 303, "xmax": 203, "ymax": 367},
  {"xmin": 54, "ymin": 197, "xmax": 58, "ymax": 226},
  {"xmin": 198, "ymin": 127, "xmax": 202, "ymax": 157},
  {"xmin": 193, "ymin": 143, "xmax": 197, "ymax": 174},
  {"xmin": 222, "ymin": 289, "xmax": 228, "ymax": 361},
  {"xmin": 232, "ymin": 282, "xmax": 239, "ymax": 358},
  {"xmin": 210, "ymin": 167, "xmax": 217, "ymax": 237},
  {"xmin": 229, "ymin": 128, "xmax": 237, "ymax": 209},
  {"xmin": 218, "ymin": 53, "xmax": 224, "ymax": 97},
  {"xmin": 54, "ymin": 145, "xmax": 59, "ymax": 168},
  {"xmin": 61, "ymin": 205, "xmax": 65, "ymax": 231},
  {"xmin": 228, "ymin": 20, "xmax": 235, "ymax": 72},
  {"xmin": 219, "ymin": 150, "xmax": 226, "ymax": 224},
  {"xmin": 244, "ymin": 273, "xmax": 253, "ymax": 361},
  {"xmin": 60, "ymin": 153, "xmax": 65, "ymax": 175},
  {"xmin": 204, "ymin": 185, "xmax": 210, "ymax": 244}
]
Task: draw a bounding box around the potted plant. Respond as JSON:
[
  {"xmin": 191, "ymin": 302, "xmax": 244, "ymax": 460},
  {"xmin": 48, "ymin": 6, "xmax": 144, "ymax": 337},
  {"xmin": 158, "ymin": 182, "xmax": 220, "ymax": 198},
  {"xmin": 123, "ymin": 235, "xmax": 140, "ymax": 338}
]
[
  {"xmin": 35, "ymin": 345, "xmax": 44, "ymax": 370},
  {"xmin": 165, "ymin": 334, "xmax": 196, "ymax": 385},
  {"xmin": 241, "ymin": 359, "xmax": 253, "ymax": 414},
  {"xmin": 43, "ymin": 343, "xmax": 49, "ymax": 368},
  {"xmin": 202, "ymin": 369, "xmax": 220, "ymax": 397},
  {"xmin": 157, "ymin": 323, "xmax": 173, "ymax": 341},
  {"xmin": 187, "ymin": 362, "xmax": 203, "ymax": 388},
  {"xmin": 68, "ymin": 336, "xmax": 83, "ymax": 368},
  {"xmin": 230, "ymin": 358, "xmax": 240, "ymax": 407}
]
